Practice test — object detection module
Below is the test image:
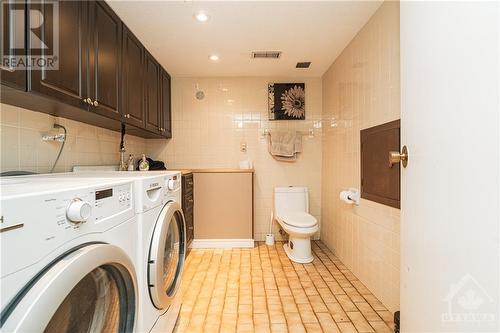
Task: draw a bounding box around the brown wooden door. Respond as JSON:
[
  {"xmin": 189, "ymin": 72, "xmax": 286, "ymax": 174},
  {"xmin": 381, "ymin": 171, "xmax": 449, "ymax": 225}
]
[
  {"xmin": 1, "ymin": 0, "xmax": 26, "ymax": 90},
  {"xmin": 160, "ymin": 69, "xmax": 172, "ymax": 138},
  {"xmin": 360, "ymin": 119, "xmax": 400, "ymax": 208},
  {"xmin": 88, "ymin": 0, "xmax": 121, "ymax": 121},
  {"xmin": 144, "ymin": 51, "xmax": 160, "ymax": 133},
  {"xmin": 121, "ymin": 25, "xmax": 144, "ymax": 128},
  {"xmin": 30, "ymin": 0, "xmax": 89, "ymax": 110}
]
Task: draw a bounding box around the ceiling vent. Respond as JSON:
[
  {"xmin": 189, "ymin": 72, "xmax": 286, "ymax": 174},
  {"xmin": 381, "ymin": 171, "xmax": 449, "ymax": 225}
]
[
  {"xmin": 251, "ymin": 51, "xmax": 282, "ymax": 59},
  {"xmin": 296, "ymin": 62, "xmax": 311, "ymax": 68}
]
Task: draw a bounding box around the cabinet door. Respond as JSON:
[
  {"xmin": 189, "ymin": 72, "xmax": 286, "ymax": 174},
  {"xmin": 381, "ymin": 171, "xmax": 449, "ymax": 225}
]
[
  {"xmin": 30, "ymin": 0, "xmax": 88, "ymax": 109},
  {"xmin": 1, "ymin": 0, "xmax": 26, "ymax": 90},
  {"xmin": 121, "ymin": 25, "xmax": 144, "ymax": 128},
  {"xmin": 88, "ymin": 0, "xmax": 121, "ymax": 120},
  {"xmin": 144, "ymin": 51, "xmax": 160, "ymax": 133},
  {"xmin": 160, "ymin": 69, "xmax": 172, "ymax": 138}
]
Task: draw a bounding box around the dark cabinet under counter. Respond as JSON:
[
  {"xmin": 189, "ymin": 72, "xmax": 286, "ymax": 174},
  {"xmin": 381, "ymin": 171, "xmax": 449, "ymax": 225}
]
[{"xmin": 181, "ymin": 173, "xmax": 194, "ymax": 247}]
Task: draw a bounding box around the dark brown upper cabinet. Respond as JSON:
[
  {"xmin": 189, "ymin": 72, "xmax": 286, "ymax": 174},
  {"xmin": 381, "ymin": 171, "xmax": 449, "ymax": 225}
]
[
  {"xmin": 1, "ymin": 0, "xmax": 172, "ymax": 139},
  {"xmin": 360, "ymin": 119, "xmax": 401, "ymax": 209},
  {"xmin": 121, "ymin": 25, "xmax": 145, "ymax": 129},
  {"xmin": 160, "ymin": 69, "xmax": 172, "ymax": 138},
  {"xmin": 1, "ymin": 0, "xmax": 27, "ymax": 90},
  {"xmin": 88, "ymin": 0, "xmax": 122, "ymax": 121},
  {"xmin": 30, "ymin": 0, "xmax": 89, "ymax": 110},
  {"xmin": 144, "ymin": 51, "xmax": 161, "ymax": 133}
]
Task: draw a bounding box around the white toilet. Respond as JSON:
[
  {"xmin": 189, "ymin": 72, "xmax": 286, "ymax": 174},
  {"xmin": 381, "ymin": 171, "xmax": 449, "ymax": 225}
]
[{"xmin": 274, "ymin": 186, "xmax": 319, "ymax": 263}]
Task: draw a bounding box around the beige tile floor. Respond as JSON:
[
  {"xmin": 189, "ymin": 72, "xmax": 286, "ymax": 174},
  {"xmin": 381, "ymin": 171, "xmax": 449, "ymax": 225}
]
[{"xmin": 174, "ymin": 241, "xmax": 395, "ymax": 333}]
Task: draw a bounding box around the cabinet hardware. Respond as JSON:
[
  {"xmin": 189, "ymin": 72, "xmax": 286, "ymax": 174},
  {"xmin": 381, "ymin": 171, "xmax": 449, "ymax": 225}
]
[
  {"xmin": 188, "ymin": 227, "xmax": 193, "ymax": 230},
  {"xmin": 93, "ymin": 100, "xmax": 99, "ymax": 106},
  {"xmin": 0, "ymin": 65, "xmax": 15, "ymax": 72},
  {"xmin": 86, "ymin": 98, "xmax": 93, "ymax": 104},
  {"xmin": 188, "ymin": 199, "xmax": 194, "ymax": 203},
  {"xmin": 125, "ymin": 114, "xmax": 130, "ymax": 119}
]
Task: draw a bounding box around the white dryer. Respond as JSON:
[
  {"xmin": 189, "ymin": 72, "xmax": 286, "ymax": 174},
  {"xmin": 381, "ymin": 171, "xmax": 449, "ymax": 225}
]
[{"xmin": 0, "ymin": 176, "xmax": 138, "ymax": 332}]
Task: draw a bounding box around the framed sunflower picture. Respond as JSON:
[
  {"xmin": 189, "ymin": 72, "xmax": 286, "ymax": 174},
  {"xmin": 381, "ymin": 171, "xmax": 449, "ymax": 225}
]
[{"xmin": 268, "ymin": 83, "xmax": 305, "ymax": 120}]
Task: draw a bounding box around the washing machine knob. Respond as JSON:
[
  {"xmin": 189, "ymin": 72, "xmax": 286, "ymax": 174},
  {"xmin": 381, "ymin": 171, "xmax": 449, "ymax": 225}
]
[
  {"xmin": 167, "ymin": 179, "xmax": 175, "ymax": 191},
  {"xmin": 66, "ymin": 199, "xmax": 92, "ymax": 223}
]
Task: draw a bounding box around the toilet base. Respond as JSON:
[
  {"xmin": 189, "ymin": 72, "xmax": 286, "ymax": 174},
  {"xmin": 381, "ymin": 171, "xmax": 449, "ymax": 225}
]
[{"xmin": 283, "ymin": 237, "xmax": 313, "ymax": 264}]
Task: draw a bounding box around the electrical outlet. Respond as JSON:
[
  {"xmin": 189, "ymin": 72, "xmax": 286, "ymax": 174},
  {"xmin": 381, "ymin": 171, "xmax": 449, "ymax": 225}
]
[{"xmin": 240, "ymin": 142, "xmax": 247, "ymax": 152}]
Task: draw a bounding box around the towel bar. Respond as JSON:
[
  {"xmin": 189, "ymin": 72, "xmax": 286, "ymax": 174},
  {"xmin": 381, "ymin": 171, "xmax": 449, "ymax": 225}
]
[{"xmin": 262, "ymin": 128, "xmax": 314, "ymax": 138}]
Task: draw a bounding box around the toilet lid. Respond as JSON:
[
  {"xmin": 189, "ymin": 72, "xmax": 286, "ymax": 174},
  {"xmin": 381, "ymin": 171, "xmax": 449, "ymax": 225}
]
[{"xmin": 278, "ymin": 212, "xmax": 317, "ymax": 228}]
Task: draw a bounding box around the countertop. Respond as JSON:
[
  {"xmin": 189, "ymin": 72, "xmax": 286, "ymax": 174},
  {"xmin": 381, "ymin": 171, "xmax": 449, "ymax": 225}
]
[{"xmin": 172, "ymin": 169, "xmax": 254, "ymax": 175}]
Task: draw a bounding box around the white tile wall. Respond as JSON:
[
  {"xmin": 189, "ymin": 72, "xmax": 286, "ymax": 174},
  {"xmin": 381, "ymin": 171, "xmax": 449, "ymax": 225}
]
[
  {"xmin": 0, "ymin": 103, "xmax": 146, "ymax": 173},
  {"xmin": 147, "ymin": 77, "xmax": 323, "ymax": 241},
  {"xmin": 321, "ymin": 1, "xmax": 401, "ymax": 313}
]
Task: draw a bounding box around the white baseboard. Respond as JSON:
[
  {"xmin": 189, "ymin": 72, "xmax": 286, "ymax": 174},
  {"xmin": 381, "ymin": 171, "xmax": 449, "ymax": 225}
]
[{"xmin": 190, "ymin": 239, "xmax": 255, "ymax": 249}]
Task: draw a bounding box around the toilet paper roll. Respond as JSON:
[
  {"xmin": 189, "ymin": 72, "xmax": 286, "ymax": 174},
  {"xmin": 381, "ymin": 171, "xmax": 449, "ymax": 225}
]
[{"xmin": 340, "ymin": 190, "xmax": 354, "ymax": 204}]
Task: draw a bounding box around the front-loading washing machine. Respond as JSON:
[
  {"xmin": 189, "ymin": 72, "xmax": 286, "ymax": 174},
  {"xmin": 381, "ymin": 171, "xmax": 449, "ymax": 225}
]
[
  {"xmin": 56, "ymin": 171, "xmax": 186, "ymax": 333},
  {"xmin": 0, "ymin": 176, "xmax": 138, "ymax": 332}
]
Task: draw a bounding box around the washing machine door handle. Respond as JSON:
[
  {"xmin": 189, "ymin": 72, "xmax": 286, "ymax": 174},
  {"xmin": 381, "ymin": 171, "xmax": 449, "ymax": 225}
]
[{"xmin": 148, "ymin": 201, "xmax": 186, "ymax": 310}]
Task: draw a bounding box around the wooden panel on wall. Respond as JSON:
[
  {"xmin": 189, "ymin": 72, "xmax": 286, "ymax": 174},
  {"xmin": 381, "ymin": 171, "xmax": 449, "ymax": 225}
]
[
  {"xmin": 193, "ymin": 172, "xmax": 253, "ymax": 239},
  {"xmin": 360, "ymin": 119, "xmax": 400, "ymax": 208}
]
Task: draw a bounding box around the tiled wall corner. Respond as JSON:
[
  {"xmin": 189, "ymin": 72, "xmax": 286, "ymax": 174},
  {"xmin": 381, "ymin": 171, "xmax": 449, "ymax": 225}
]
[{"xmin": 320, "ymin": 1, "xmax": 401, "ymax": 313}]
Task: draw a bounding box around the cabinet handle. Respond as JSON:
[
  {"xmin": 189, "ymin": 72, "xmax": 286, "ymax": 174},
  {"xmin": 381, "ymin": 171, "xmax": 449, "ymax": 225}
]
[
  {"xmin": 125, "ymin": 114, "xmax": 130, "ymax": 119},
  {"xmin": 188, "ymin": 227, "xmax": 194, "ymax": 230},
  {"xmin": 93, "ymin": 100, "xmax": 99, "ymax": 106},
  {"xmin": 188, "ymin": 182, "xmax": 193, "ymax": 186},
  {"xmin": 86, "ymin": 98, "xmax": 93, "ymax": 105},
  {"xmin": 0, "ymin": 65, "xmax": 15, "ymax": 72},
  {"xmin": 188, "ymin": 199, "xmax": 193, "ymax": 203}
]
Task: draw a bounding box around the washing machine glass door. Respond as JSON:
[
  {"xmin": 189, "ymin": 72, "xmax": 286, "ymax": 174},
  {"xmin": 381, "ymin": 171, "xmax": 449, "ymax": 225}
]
[
  {"xmin": 148, "ymin": 201, "xmax": 186, "ymax": 309},
  {"xmin": 1, "ymin": 244, "xmax": 136, "ymax": 333}
]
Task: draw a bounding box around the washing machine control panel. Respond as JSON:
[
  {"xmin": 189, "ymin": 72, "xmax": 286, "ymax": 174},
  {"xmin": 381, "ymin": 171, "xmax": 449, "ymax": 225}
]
[
  {"xmin": 92, "ymin": 184, "xmax": 132, "ymax": 223},
  {"xmin": 66, "ymin": 199, "xmax": 92, "ymax": 223},
  {"xmin": 0, "ymin": 180, "xmax": 135, "ymax": 278}
]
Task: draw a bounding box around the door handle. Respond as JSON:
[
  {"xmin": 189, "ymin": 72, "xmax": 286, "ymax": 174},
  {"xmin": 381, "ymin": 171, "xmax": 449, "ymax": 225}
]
[{"xmin": 389, "ymin": 145, "xmax": 408, "ymax": 168}]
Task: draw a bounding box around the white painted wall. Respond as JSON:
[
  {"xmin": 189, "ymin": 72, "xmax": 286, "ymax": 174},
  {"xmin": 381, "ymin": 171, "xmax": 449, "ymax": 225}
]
[{"xmin": 400, "ymin": 2, "xmax": 499, "ymax": 331}]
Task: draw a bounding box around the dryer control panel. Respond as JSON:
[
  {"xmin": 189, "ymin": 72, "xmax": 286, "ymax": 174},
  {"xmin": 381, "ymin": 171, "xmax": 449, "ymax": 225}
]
[{"xmin": 0, "ymin": 180, "xmax": 134, "ymax": 278}]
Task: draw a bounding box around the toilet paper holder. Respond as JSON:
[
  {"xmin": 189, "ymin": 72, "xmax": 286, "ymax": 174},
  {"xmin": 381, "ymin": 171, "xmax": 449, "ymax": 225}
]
[{"xmin": 340, "ymin": 188, "xmax": 360, "ymax": 205}]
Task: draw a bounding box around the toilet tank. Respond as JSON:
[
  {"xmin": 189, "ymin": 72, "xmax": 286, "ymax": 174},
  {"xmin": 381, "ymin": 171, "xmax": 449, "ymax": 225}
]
[{"xmin": 274, "ymin": 186, "xmax": 309, "ymax": 216}]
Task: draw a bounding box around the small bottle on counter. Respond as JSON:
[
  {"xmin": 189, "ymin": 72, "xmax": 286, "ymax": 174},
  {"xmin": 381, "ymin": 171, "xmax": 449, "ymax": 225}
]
[
  {"xmin": 127, "ymin": 154, "xmax": 135, "ymax": 171},
  {"xmin": 139, "ymin": 154, "xmax": 149, "ymax": 171}
]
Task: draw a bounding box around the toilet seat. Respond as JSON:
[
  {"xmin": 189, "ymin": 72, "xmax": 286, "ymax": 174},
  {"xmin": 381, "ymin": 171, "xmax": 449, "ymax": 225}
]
[{"xmin": 277, "ymin": 212, "xmax": 317, "ymax": 228}]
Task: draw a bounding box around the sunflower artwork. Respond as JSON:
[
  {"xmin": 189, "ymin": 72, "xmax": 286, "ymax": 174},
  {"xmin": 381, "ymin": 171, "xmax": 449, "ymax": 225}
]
[{"xmin": 268, "ymin": 83, "xmax": 305, "ymax": 120}]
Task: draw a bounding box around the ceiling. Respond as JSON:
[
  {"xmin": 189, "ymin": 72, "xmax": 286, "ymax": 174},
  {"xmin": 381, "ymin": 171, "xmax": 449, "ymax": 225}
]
[{"xmin": 107, "ymin": 1, "xmax": 382, "ymax": 78}]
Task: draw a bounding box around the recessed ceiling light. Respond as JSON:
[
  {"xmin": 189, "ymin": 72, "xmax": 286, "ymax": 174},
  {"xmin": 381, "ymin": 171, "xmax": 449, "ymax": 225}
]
[
  {"xmin": 209, "ymin": 54, "xmax": 219, "ymax": 61},
  {"xmin": 194, "ymin": 11, "xmax": 209, "ymax": 22}
]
